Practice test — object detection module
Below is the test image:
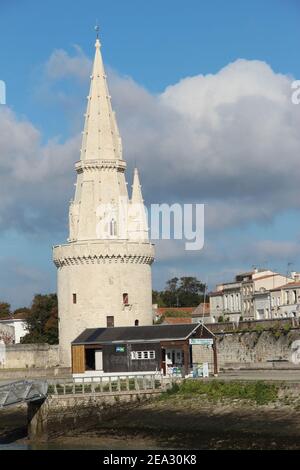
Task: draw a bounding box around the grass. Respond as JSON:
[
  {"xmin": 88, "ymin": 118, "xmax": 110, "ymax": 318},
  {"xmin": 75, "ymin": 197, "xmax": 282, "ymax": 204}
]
[{"xmin": 162, "ymin": 380, "xmax": 279, "ymax": 405}]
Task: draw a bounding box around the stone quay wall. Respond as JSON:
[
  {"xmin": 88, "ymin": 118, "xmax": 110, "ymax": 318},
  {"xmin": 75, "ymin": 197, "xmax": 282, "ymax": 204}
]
[
  {"xmin": 28, "ymin": 390, "xmax": 161, "ymax": 441},
  {"xmin": 216, "ymin": 329, "xmax": 300, "ymax": 369}
]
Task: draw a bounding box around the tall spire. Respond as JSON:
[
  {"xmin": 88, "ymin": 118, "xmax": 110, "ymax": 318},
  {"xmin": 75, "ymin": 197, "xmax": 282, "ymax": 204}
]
[
  {"xmin": 80, "ymin": 30, "xmax": 122, "ymax": 161},
  {"xmin": 131, "ymin": 167, "xmax": 144, "ymax": 204},
  {"xmin": 128, "ymin": 168, "xmax": 149, "ymax": 240}
]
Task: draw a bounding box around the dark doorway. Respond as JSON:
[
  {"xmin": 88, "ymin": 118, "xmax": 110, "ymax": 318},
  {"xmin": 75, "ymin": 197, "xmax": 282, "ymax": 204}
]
[
  {"xmin": 85, "ymin": 348, "xmax": 95, "ymax": 370},
  {"xmin": 161, "ymin": 348, "xmax": 166, "ymax": 375}
]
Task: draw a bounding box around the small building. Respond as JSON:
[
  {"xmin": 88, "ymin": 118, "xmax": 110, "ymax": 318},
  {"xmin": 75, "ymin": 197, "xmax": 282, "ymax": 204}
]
[
  {"xmin": 270, "ymin": 281, "xmax": 300, "ymax": 319},
  {"xmin": 0, "ymin": 314, "xmax": 28, "ymax": 343},
  {"xmin": 71, "ymin": 323, "xmax": 217, "ymax": 380},
  {"xmin": 253, "ymin": 288, "xmax": 271, "ymax": 320},
  {"xmin": 191, "ymin": 303, "xmax": 212, "ymax": 324}
]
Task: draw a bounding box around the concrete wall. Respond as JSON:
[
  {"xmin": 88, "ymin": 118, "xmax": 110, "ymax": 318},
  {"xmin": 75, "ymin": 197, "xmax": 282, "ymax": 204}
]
[
  {"xmin": 217, "ymin": 329, "xmax": 300, "ymax": 369},
  {"xmin": 0, "ymin": 343, "xmax": 59, "ymax": 369}
]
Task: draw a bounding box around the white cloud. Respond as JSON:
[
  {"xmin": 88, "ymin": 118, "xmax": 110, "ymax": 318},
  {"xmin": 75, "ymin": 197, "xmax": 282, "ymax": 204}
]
[
  {"xmin": 0, "ymin": 107, "xmax": 79, "ymax": 232},
  {"xmin": 1, "ymin": 47, "xmax": 300, "ymax": 239},
  {"xmin": 109, "ymin": 59, "xmax": 300, "ymax": 229},
  {"xmin": 45, "ymin": 45, "xmax": 92, "ymax": 83},
  {"xmin": 3, "ymin": 47, "xmax": 300, "ymax": 305}
]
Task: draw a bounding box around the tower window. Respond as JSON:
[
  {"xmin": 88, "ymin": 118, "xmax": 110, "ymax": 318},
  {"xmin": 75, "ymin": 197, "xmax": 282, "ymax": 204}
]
[
  {"xmin": 107, "ymin": 316, "xmax": 114, "ymax": 327},
  {"xmin": 110, "ymin": 219, "xmax": 117, "ymax": 237},
  {"xmin": 135, "ymin": 320, "xmax": 139, "ymax": 326},
  {"xmin": 73, "ymin": 293, "xmax": 77, "ymax": 304},
  {"xmin": 123, "ymin": 293, "xmax": 129, "ymax": 305}
]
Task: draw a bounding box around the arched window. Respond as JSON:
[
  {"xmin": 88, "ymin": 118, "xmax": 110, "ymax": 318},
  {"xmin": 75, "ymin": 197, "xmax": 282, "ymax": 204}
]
[
  {"xmin": 135, "ymin": 319, "xmax": 139, "ymax": 326},
  {"xmin": 110, "ymin": 218, "xmax": 117, "ymax": 237},
  {"xmin": 123, "ymin": 293, "xmax": 129, "ymax": 305}
]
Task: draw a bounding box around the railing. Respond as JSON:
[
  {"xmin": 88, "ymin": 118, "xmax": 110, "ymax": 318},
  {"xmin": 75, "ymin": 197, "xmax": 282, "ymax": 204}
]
[
  {"xmin": 0, "ymin": 380, "xmax": 48, "ymax": 408},
  {"xmin": 48, "ymin": 374, "xmax": 170, "ymax": 396}
]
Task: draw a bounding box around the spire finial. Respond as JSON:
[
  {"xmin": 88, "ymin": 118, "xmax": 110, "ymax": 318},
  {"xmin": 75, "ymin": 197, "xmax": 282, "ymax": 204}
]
[
  {"xmin": 94, "ymin": 21, "xmax": 100, "ymax": 39},
  {"xmin": 94, "ymin": 21, "xmax": 101, "ymax": 48}
]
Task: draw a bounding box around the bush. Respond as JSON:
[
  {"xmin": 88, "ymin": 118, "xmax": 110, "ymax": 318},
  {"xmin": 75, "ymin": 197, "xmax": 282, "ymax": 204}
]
[
  {"xmin": 283, "ymin": 323, "xmax": 292, "ymax": 334},
  {"xmin": 254, "ymin": 324, "xmax": 264, "ymax": 334}
]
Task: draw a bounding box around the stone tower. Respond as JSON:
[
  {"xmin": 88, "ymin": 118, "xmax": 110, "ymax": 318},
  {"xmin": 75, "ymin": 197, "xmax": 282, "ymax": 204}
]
[{"xmin": 53, "ymin": 35, "xmax": 154, "ymax": 367}]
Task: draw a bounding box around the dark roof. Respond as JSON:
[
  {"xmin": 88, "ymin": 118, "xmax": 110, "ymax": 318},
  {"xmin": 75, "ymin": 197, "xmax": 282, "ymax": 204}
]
[{"xmin": 72, "ymin": 323, "xmax": 213, "ymax": 345}]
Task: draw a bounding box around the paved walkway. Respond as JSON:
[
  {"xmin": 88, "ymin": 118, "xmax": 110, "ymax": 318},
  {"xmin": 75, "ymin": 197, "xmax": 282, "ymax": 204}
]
[{"xmin": 1, "ymin": 369, "xmax": 300, "ymax": 387}]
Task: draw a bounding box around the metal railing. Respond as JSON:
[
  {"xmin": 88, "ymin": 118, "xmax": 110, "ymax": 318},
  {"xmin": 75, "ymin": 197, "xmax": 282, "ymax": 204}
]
[
  {"xmin": 48, "ymin": 374, "xmax": 169, "ymax": 396},
  {"xmin": 0, "ymin": 380, "xmax": 47, "ymax": 408}
]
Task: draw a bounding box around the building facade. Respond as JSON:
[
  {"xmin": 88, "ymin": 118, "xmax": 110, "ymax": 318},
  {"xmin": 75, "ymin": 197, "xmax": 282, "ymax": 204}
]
[
  {"xmin": 53, "ymin": 36, "xmax": 154, "ymax": 366},
  {"xmin": 208, "ymin": 268, "xmax": 296, "ymax": 322},
  {"xmin": 209, "ymin": 281, "xmax": 242, "ymax": 322},
  {"xmin": 270, "ymin": 281, "xmax": 300, "ymax": 319}
]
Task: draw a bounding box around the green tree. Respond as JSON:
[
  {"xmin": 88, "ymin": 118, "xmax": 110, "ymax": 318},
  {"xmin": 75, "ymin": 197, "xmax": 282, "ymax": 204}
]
[
  {"xmin": 22, "ymin": 294, "xmax": 58, "ymax": 344},
  {"xmin": 152, "ymin": 290, "xmax": 166, "ymax": 306},
  {"xmin": 159, "ymin": 276, "xmax": 206, "ymax": 307},
  {"xmin": 177, "ymin": 276, "xmax": 206, "ymax": 306},
  {"xmin": 0, "ymin": 302, "xmax": 11, "ymax": 318},
  {"xmin": 13, "ymin": 307, "xmax": 30, "ymax": 317}
]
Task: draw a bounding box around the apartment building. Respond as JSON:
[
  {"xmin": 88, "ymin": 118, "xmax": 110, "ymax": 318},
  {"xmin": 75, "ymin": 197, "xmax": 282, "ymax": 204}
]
[{"xmin": 209, "ymin": 268, "xmax": 296, "ymax": 321}]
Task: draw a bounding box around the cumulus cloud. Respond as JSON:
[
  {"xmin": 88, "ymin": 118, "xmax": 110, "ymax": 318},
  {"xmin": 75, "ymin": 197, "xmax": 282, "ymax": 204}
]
[
  {"xmin": 3, "ymin": 46, "xmax": 300, "ymax": 306},
  {"xmin": 1, "ymin": 47, "xmax": 300, "ymax": 240},
  {"xmin": 0, "ymin": 107, "xmax": 79, "ymax": 233},
  {"xmin": 44, "ymin": 45, "xmax": 91, "ymax": 83},
  {"xmin": 109, "ymin": 59, "xmax": 300, "ymax": 231}
]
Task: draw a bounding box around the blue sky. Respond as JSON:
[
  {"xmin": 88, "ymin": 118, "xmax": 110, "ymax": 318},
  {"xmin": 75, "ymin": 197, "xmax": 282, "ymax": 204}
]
[{"xmin": 1, "ymin": 0, "xmax": 300, "ymax": 308}]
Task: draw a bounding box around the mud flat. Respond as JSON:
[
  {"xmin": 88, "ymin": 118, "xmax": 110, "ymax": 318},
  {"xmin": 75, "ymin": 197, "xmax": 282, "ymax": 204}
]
[{"xmin": 2, "ymin": 381, "xmax": 300, "ymax": 450}]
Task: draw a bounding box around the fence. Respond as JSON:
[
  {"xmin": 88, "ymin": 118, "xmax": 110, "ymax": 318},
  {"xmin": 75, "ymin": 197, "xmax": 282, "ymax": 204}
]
[{"xmin": 47, "ymin": 373, "xmax": 172, "ymax": 396}]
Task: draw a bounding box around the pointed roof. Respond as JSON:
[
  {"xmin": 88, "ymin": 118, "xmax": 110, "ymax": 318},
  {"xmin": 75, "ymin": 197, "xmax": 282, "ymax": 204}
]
[
  {"xmin": 131, "ymin": 168, "xmax": 144, "ymax": 204},
  {"xmin": 80, "ymin": 37, "xmax": 122, "ymax": 161}
]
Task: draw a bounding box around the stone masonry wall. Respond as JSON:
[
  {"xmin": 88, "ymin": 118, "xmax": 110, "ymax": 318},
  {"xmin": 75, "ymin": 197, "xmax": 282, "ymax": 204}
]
[
  {"xmin": 217, "ymin": 329, "xmax": 300, "ymax": 368},
  {"xmin": 192, "ymin": 344, "xmax": 215, "ymax": 373}
]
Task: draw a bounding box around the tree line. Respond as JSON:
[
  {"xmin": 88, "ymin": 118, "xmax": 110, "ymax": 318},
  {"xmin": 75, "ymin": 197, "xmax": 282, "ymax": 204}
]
[{"xmin": 152, "ymin": 276, "xmax": 206, "ymax": 307}]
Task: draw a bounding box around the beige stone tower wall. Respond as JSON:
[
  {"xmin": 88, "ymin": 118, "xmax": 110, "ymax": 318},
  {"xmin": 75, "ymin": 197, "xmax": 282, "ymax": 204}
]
[{"xmin": 54, "ymin": 242, "xmax": 154, "ymax": 366}]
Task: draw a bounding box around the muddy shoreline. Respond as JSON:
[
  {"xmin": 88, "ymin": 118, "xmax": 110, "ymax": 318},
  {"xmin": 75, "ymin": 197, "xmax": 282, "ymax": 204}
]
[{"xmin": 2, "ymin": 395, "xmax": 300, "ymax": 450}]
